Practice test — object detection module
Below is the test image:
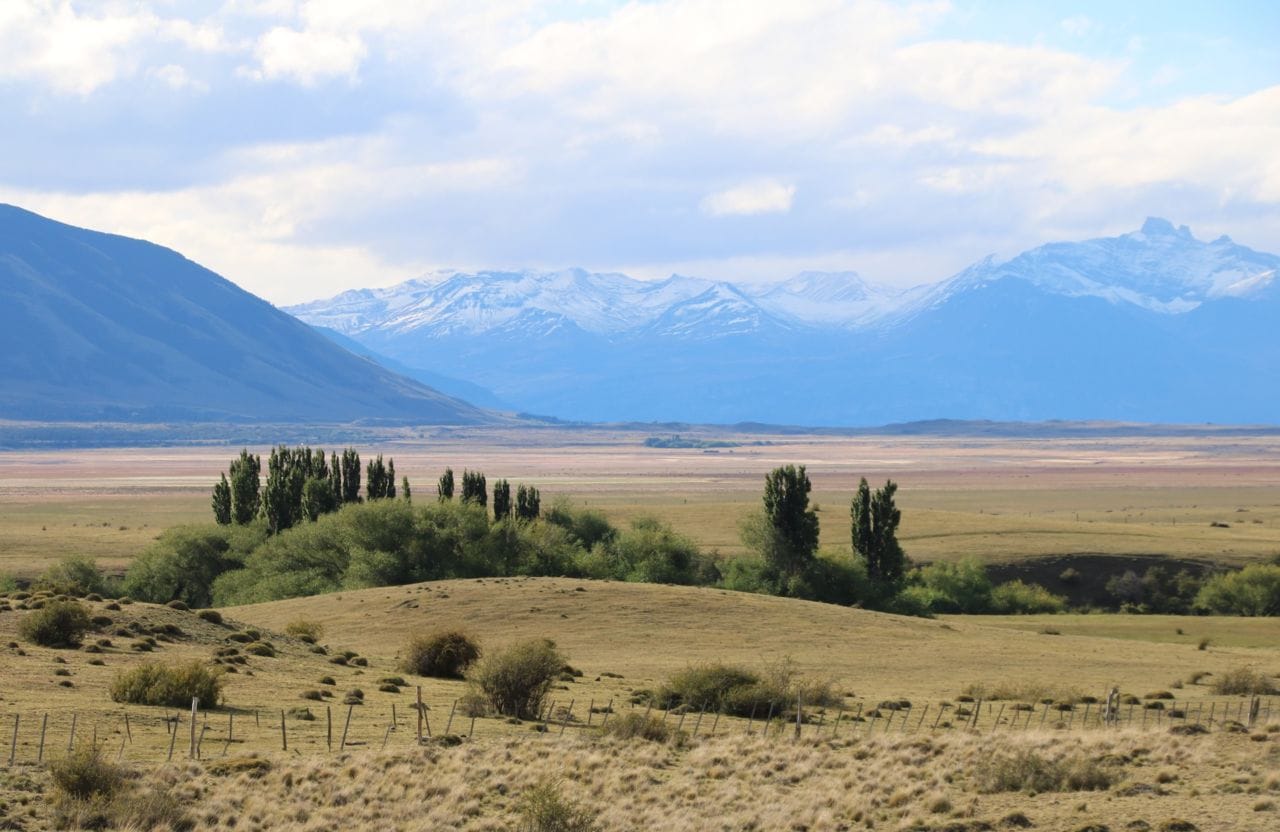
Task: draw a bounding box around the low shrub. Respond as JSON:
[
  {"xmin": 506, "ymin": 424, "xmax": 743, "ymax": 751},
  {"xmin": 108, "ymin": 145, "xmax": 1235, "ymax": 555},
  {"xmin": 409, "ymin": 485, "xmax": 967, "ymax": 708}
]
[
  {"xmin": 34, "ymin": 557, "xmax": 108, "ymax": 598},
  {"xmin": 517, "ymin": 779, "xmax": 599, "ymax": 832},
  {"xmin": 18, "ymin": 600, "xmax": 92, "ymax": 647},
  {"xmin": 244, "ymin": 641, "xmax": 276, "ymax": 657},
  {"xmin": 165, "ymin": 600, "xmax": 189, "ymax": 611},
  {"xmin": 1214, "ymin": 666, "xmax": 1279, "ymax": 696},
  {"xmin": 469, "ymin": 639, "xmax": 565, "ymax": 719},
  {"xmin": 599, "ymin": 712, "xmax": 671, "ymax": 742},
  {"xmin": 657, "ymin": 663, "xmax": 759, "ymax": 711},
  {"xmin": 977, "ymin": 749, "xmax": 1116, "ymax": 793},
  {"xmin": 196, "ymin": 610, "xmax": 224, "ymax": 625},
  {"xmin": 656, "ymin": 658, "xmax": 839, "ymax": 718},
  {"xmin": 991, "ymin": 580, "xmax": 1067, "ymax": 614},
  {"xmin": 1195, "ymin": 564, "xmax": 1280, "ymax": 616},
  {"xmin": 109, "ymin": 660, "xmax": 224, "ymax": 708},
  {"xmin": 400, "ymin": 629, "xmax": 481, "ymax": 679},
  {"xmin": 49, "ymin": 745, "xmax": 128, "ymax": 801},
  {"xmin": 285, "ymin": 618, "xmax": 324, "ymax": 642}
]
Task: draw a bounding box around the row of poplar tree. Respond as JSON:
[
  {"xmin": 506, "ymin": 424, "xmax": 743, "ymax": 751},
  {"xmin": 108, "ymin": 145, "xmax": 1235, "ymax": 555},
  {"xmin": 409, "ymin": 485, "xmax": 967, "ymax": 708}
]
[
  {"xmin": 211, "ymin": 447, "xmax": 404, "ymax": 533},
  {"xmin": 212, "ymin": 448, "xmax": 542, "ymax": 533},
  {"xmin": 435, "ymin": 467, "xmax": 542, "ymax": 521},
  {"xmin": 761, "ymin": 464, "xmax": 904, "ymax": 589}
]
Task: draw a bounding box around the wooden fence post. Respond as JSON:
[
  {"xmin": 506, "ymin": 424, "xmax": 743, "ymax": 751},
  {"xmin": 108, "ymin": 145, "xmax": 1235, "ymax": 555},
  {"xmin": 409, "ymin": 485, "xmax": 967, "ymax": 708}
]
[
  {"xmin": 68, "ymin": 713, "xmax": 77, "ymax": 753},
  {"xmin": 37, "ymin": 714, "xmax": 48, "ymax": 763},
  {"xmin": 444, "ymin": 700, "xmax": 458, "ymax": 736},
  {"xmin": 188, "ymin": 698, "xmax": 198, "ymax": 759},
  {"xmin": 559, "ymin": 700, "xmax": 574, "ymax": 736},
  {"xmin": 327, "ymin": 706, "xmax": 333, "ymax": 752},
  {"xmin": 340, "ymin": 704, "xmax": 354, "ymax": 750},
  {"xmin": 991, "ymin": 704, "xmax": 1006, "ymax": 733},
  {"xmin": 8, "ymin": 715, "xmax": 17, "ymax": 766},
  {"xmin": 124, "ymin": 712, "xmax": 132, "ymax": 744},
  {"xmin": 279, "ymin": 710, "xmax": 287, "ymax": 752},
  {"xmin": 222, "ymin": 712, "xmax": 234, "ymax": 757},
  {"xmin": 166, "ymin": 717, "xmax": 179, "ymax": 761},
  {"xmin": 416, "ymin": 687, "xmax": 423, "ymax": 742},
  {"xmin": 586, "ymin": 699, "xmax": 595, "ymax": 728}
]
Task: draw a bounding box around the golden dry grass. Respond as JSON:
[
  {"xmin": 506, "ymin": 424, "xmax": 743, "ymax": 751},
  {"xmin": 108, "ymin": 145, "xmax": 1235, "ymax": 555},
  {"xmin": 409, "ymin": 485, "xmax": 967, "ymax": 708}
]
[
  {"xmin": 2, "ymin": 579, "xmax": 1280, "ymax": 830},
  {"xmin": 229, "ymin": 577, "xmax": 1280, "ymax": 706},
  {"xmin": 6, "ymin": 725, "xmax": 1280, "ymax": 831}
]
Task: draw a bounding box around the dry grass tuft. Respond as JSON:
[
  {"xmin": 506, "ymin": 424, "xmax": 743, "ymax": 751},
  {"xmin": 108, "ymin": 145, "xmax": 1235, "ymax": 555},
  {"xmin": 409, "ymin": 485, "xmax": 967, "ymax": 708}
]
[{"xmin": 1213, "ymin": 666, "xmax": 1279, "ymax": 695}]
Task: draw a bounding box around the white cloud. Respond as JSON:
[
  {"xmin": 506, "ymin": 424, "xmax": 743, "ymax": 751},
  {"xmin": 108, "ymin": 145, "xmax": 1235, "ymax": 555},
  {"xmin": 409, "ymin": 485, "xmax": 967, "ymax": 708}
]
[
  {"xmin": 148, "ymin": 63, "xmax": 205, "ymax": 92},
  {"xmin": 250, "ymin": 26, "xmax": 365, "ymax": 85},
  {"xmin": 701, "ymin": 180, "xmax": 796, "ymax": 217},
  {"xmin": 0, "ymin": 0, "xmax": 1277, "ymax": 301}
]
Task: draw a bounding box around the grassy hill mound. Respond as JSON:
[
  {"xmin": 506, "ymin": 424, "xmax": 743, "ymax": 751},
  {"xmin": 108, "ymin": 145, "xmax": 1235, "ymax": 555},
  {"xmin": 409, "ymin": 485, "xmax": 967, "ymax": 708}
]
[{"xmin": 228, "ymin": 577, "xmax": 1280, "ymax": 703}]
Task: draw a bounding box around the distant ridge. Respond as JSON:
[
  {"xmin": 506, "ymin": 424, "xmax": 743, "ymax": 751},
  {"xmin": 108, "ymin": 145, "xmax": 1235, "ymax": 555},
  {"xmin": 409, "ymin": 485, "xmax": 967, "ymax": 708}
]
[
  {"xmin": 0, "ymin": 205, "xmax": 496, "ymax": 425},
  {"xmin": 289, "ymin": 220, "xmax": 1280, "ymax": 426}
]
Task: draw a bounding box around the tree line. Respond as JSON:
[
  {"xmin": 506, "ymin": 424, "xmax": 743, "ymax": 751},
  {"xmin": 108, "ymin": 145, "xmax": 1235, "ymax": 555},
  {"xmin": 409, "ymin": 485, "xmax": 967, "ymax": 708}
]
[
  {"xmin": 99, "ymin": 455, "xmax": 1260, "ymax": 616},
  {"xmin": 213, "ymin": 450, "xmax": 542, "ymax": 533}
]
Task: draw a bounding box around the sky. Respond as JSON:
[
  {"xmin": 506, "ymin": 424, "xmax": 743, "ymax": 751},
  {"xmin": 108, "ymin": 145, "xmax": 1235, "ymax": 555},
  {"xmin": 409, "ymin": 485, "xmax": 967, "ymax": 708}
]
[{"xmin": 1, "ymin": 1, "xmax": 1278, "ymax": 305}]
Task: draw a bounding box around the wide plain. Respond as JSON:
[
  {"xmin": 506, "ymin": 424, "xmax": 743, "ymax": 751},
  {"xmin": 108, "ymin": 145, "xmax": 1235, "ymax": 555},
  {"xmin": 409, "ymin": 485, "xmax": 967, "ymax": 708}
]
[
  {"xmin": 3, "ymin": 429, "xmax": 1280, "ymax": 580},
  {"xmin": 3, "ymin": 429, "xmax": 1280, "ymax": 831}
]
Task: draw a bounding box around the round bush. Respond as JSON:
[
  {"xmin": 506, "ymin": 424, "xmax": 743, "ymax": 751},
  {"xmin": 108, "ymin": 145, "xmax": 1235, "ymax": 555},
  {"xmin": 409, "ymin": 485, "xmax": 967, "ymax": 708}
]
[
  {"xmin": 109, "ymin": 660, "xmax": 224, "ymax": 708},
  {"xmin": 399, "ymin": 629, "xmax": 481, "ymax": 679},
  {"xmin": 18, "ymin": 600, "xmax": 92, "ymax": 647},
  {"xmin": 468, "ymin": 639, "xmax": 565, "ymax": 719}
]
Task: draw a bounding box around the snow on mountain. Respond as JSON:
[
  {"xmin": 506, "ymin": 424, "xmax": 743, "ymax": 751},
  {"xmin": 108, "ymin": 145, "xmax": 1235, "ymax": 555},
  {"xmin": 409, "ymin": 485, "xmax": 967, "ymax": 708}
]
[
  {"xmin": 280, "ymin": 219, "xmax": 1280, "ymax": 425},
  {"xmin": 747, "ymin": 270, "xmax": 930, "ymax": 326},
  {"xmin": 290, "ymin": 218, "xmax": 1277, "ymax": 343},
  {"xmin": 912, "ymin": 217, "xmax": 1280, "ymax": 317}
]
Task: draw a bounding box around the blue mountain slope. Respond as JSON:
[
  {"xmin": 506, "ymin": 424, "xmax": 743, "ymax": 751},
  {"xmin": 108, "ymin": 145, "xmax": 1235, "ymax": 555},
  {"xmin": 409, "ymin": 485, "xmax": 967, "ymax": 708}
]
[{"xmin": 0, "ymin": 205, "xmax": 494, "ymax": 424}]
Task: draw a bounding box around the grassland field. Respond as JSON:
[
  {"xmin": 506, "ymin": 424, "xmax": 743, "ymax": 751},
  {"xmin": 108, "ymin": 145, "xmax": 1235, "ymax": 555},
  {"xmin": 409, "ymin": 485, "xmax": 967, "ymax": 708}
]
[
  {"xmin": 2, "ymin": 429, "xmax": 1280, "ymax": 830},
  {"xmin": 1, "ymin": 577, "xmax": 1278, "ymax": 830},
  {"xmin": 2, "ymin": 430, "xmax": 1280, "ymax": 580}
]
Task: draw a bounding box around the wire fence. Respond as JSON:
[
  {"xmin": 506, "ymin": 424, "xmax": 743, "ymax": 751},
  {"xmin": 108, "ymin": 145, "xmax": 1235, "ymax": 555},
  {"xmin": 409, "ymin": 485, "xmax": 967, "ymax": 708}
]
[{"xmin": 3, "ymin": 692, "xmax": 1276, "ymax": 767}]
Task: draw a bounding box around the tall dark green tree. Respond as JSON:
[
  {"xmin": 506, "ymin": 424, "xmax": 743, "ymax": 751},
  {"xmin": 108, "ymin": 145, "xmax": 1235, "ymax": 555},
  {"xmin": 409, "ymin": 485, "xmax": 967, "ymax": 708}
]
[
  {"xmin": 301, "ymin": 476, "xmax": 337, "ymax": 522},
  {"xmin": 228, "ymin": 450, "xmax": 261, "ymax": 525},
  {"xmin": 211, "ymin": 473, "xmax": 232, "ymax": 525},
  {"xmin": 761, "ymin": 464, "xmax": 819, "ymax": 579},
  {"xmin": 851, "ymin": 478, "xmax": 904, "ymax": 584},
  {"xmin": 437, "ymin": 467, "xmax": 455, "ymax": 501},
  {"xmin": 461, "ymin": 470, "xmax": 487, "ymax": 507},
  {"xmin": 366, "ymin": 455, "xmax": 396, "ymax": 501},
  {"xmin": 492, "ymin": 479, "xmax": 512, "ymax": 520},
  {"xmin": 328, "ymin": 451, "xmax": 343, "ymax": 503},
  {"xmin": 340, "ymin": 449, "xmax": 362, "ymax": 504},
  {"xmin": 515, "ymin": 484, "xmax": 541, "ymax": 521},
  {"xmin": 402, "ymin": 476, "xmax": 412, "ymax": 502},
  {"xmin": 261, "ymin": 445, "xmax": 308, "ymax": 534}
]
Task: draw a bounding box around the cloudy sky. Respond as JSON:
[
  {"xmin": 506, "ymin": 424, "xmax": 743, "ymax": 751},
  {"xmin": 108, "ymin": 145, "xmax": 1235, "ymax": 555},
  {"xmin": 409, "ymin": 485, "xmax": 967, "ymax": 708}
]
[{"xmin": 2, "ymin": 1, "xmax": 1278, "ymax": 305}]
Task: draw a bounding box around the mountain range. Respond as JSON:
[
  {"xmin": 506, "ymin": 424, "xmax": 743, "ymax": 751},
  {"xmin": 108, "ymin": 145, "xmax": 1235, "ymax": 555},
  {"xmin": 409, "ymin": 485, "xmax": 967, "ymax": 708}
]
[
  {"xmin": 289, "ymin": 218, "xmax": 1280, "ymax": 425},
  {"xmin": 0, "ymin": 204, "xmax": 493, "ymax": 424}
]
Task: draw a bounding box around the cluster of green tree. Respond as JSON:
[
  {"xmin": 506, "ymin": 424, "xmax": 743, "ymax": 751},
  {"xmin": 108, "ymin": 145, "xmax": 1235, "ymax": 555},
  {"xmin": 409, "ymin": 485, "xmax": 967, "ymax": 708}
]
[
  {"xmin": 211, "ymin": 447, "xmax": 409, "ymax": 533},
  {"xmin": 723, "ymin": 465, "xmax": 1066, "ymax": 615},
  {"xmin": 103, "ymin": 458, "xmax": 1280, "ymax": 617},
  {"xmin": 434, "ymin": 467, "xmax": 541, "ymax": 521},
  {"xmin": 122, "ymin": 494, "xmax": 713, "ymax": 607},
  {"xmin": 1104, "ymin": 565, "xmax": 1205, "ymax": 614}
]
